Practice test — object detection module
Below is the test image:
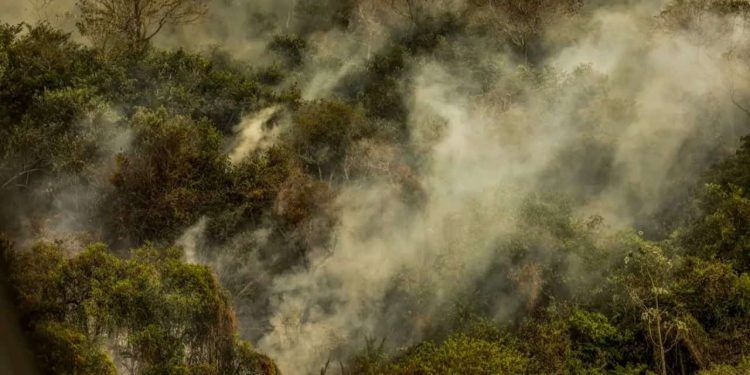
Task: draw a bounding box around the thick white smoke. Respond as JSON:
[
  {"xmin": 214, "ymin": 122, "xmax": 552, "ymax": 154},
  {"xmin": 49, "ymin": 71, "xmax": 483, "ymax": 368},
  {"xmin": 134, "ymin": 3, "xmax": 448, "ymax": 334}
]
[
  {"xmin": 229, "ymin": 106, "xmax": 282, "ymax": 164},
  {"xmin": 253, "ymin": 2, "xmax": 750, "ymax": 373},
  {"xmin": 8, "ymin": 0, "xmax": 750, "ymax": 373}
]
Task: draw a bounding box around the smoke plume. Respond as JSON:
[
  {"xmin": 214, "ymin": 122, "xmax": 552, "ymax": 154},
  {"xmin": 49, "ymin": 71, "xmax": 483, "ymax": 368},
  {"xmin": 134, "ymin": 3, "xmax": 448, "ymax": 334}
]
[{"xmin": 246, "ymin": 1, "xmax": 750, "ymax": 373}]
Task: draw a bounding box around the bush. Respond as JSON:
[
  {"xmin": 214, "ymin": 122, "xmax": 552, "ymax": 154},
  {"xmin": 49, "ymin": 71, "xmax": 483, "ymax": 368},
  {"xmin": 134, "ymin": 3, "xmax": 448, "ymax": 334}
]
[
  {"xmin": 106, "ymin": 109, "xmax": 231, "ymax": 244},
  {"xmin": 386, "ymin": 333, "xmax": 531, "ymax": 375},
  {"xmin": 7, "ymin": 241, "xmax": 278, "ymax": 374}
]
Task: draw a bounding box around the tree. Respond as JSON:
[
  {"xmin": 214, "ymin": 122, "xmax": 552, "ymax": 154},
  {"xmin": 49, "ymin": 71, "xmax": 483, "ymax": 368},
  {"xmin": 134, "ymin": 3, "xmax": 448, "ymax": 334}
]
[
  {"xmin": 292, "ymin": 0, "xmax": 358, "ymax": 35},
  {"xmin": 31, "ymin": 321, "xmax": 117, "ymax": 375},
  {"xmin": 384, "ymin": 333, "xmax": 531, "ymax": 374},
  {"xmin": 466, "ymin": 0, "xmax": 582, "ymax": 62},
  {"xmin": 289, "ymin": 99, "xmax": 364, "ymax": 179},
  {"xmin": 618, "ymin": 236, "xmax": 688, "ymax": 375},
  {"xmin": 680, "ymin": 184, "xmax": 750, "ymax": 273},
  {"xmin": 0, "ymin": 23, "xmax": 111, "ymax": 192},
  {"xmin": 268, "ymin": 34, "xmax": 308, "ymax": 67},
  {"xmin": 699, "ymin": 357, "xmax": 750, "ymax": 375},
  {"xmin": 6, "ymin": 241, "xmax": 279, "ymax": 374},
  {"xmin": 660, "ymin": 0, "xmax": 750, "ymax": 32},
  {"xmin": 679, "ymin": 135, "xmax": 750, "ymax": 273},
  {"xmin": 76, "ymin": 0, "xmax": 208, "ymax": 53},
  {"xmin": 105, "ymin": 108, "xmax": 231, "ymax": 245}
]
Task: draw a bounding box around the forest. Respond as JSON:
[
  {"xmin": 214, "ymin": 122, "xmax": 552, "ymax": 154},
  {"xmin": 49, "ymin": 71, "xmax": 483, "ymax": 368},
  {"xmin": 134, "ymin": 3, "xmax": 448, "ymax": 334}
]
[{"xmin": 1, "ymin": 0, "xmax": 750, "ymax": 374}]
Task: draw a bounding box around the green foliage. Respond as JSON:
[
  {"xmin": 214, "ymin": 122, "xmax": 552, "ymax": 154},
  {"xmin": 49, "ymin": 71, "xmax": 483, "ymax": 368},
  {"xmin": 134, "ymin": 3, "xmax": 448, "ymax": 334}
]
[
  {"xmin": 268, "ymin": 34, "xmax": 309, "ymax": 67},
  {"xmin": 233, "ymin": 341, "xmax": 280, "ymax": 375},
  {"xmin": 8, "ymin": 241, "xmax": 66, "ymax": 322},
  {"xmin": 699, "ymin": 357, "xmax": 750, "ymax": 375},
  {"xmin": 359, "ymin": 47, "xmax": 409, "ymax": 122},
  {"xmin": 385, "ymin": 333, "xmax": 531, "ymax": 375},
  {"xmin": 206, "ymin": 146, "xmax": 294, "ymax": 242},
  {"xmin": 708, "ymin": 135, "xmax": 750, "ymax": 191},
  {"xmin": 680, "ymin": 136, "xmax": 750, "ymax": 272},
  {"xmin": 31, "ymin": 321, "xmax": 116, "ymax": 375},
  {"xmin": 7, "ymin": 241, "xmax": 277, "ymax": 374},
  {"xmin": 0, "ymin": 23, "xmax": 117, "ymax": 200},
  {"xmin": 114, "ymin": 49, "xmax": 271, "ymax": 133},
  {"xmin": 471, "ymin": 193, "xmax": 608, "ymax": 313},
  {"xmin": 4, "ymin": 4, "xmax": 750, "ymax": 375},
  {"xmin": 289, "ymin": 99, "xmax": 364, "ymax": 177},
  {"xmin": 293, "ymin": 0, "xmax": 357, "ymax": 34},
  {"xmin": 398, "ymin": 12, "xmax": 463, "ymax": 54},
  {"xmin": 0, "ymin": 23, "xmax": 109, "ymax": 123},
  {"xmin": 674, "ymin": 257, "xmax": 748, "ymax": 325},
  {"xmin": 567, "ymin": 309, "xmax": 631, "ymax": 373},
  {"xmin": 106, "ymin": 109, "xmax": 231, "ymax": 244}
]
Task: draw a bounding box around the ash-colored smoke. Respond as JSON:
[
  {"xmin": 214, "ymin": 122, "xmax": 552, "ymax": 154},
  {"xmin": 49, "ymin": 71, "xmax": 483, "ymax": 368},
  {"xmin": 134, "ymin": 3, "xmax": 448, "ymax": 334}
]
[
  {"xmin": 252, "ymin": 2, "xmax": 750, "ymax": 373},
  {"xmin": 152, "ymin": 0, "xmax": 290, "ymax": 60},
  {"xmin": 6, "ymin": 0, "xmax": 750, "ymax": 373},
  {"xmin": 175, "ymin": 217, "xmax": 208, "ymax": 264},
  {"xmin": 228, "ymin": 106, "xmax": 282, "ymax": 164},
  {"xmin": 0, "ymin": 0, "xmax": 78, "ymax": 30},
  {"xmin": 13, "ymin": 108, "xmax": 130, "ymax": 251}
]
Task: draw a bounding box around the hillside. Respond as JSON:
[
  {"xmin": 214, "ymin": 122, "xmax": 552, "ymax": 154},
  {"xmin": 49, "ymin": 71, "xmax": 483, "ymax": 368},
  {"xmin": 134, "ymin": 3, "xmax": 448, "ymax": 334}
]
[{"xmin": 1, "ymin": 1, "xmax": 750, "ymax": 374}]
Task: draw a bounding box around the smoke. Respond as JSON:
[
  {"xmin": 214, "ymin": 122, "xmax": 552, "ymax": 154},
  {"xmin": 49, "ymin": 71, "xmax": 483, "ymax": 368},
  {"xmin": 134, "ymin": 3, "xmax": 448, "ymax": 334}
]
[
  {"xmin": 245, "ymin": 1, "xmax": 750, "ymax": 373},
  {"xmin": 6, "ymin": 0, "xmax": 750, "ymax": 373},
  {"xmin": 228, "ymin": 106, "xmax": 282, "ymax": 164},
  {"xmin": 300, "ymin": 28, "xmax": 378, "ymax": 100},
  {"xmin": 550, "ymin": 1, "xmax": 749, "ymax": 228},
  {"xmin": 175, "ymin": 217, "xmax": 208, "ymax": 263},
  {"xmin": 152, "ymin": 0, "xmax": 290, "ymax": 60},
  {"xmin": 0, "ymin": 0, "xmax": 78, "ymax": 29},
  {"xmin": 11, "ymin": 108, "xmax": 131, "ymax": 251}
]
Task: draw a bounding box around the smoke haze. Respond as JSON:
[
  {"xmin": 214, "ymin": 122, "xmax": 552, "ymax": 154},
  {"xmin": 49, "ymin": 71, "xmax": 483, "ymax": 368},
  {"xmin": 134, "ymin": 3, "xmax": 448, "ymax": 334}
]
[
  {"xmin": 245, "ymin": 1, "xmax": 750, "ymax": 373},
  {"xmin": 5, "ymin": 0, "xmax": 750, "ymax": 373}
]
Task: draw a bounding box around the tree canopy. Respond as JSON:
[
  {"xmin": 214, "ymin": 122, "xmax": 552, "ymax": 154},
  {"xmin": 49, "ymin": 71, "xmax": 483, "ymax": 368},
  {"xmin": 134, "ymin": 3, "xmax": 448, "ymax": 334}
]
[{"xmin": 2, "ymin": 0, "xmax": 750, "ymax": 374}]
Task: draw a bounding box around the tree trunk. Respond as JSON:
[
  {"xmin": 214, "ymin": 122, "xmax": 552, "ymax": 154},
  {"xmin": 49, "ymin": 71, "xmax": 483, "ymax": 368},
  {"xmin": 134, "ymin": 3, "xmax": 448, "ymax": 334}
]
[{"xmin": 656, "ymin": 295, "xmax": 667, "ymax": 375}]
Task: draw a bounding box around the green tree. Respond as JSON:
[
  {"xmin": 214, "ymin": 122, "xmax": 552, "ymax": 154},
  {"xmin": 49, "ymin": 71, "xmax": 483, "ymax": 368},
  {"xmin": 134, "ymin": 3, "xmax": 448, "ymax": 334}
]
[
  {"xmin": 385, "ymin": 333, "xmax": 530, "ymax": 375},
  {"xmin": 114, "ymin": 49, "xmax": 270, "ymax": 133},
  {"xmin": 0, "ymin": 23, "xmax": 113, "ymax": 193},
  {"xmin": 31, "ymin": 321, "xmax": 117, "ymax": 375},
  {"xmin": 699, "ymin": 357, "xmax": 750, "ymax": 375},
  {"xmin": 289, "ymin": 99, "xmax": 364, "ymax": 179},
  {"xmin": 106, "ymin": 108, "xmax": 231, "ymax": 244},
  {"xmin": 6, "ymin": 241, "xmax": 279, "ymax": 374},
  {"xmin": 676, "ymin": 136, "xmax": 750, "ymax": 273},
  {"xmin": 617, "ymin": 236, "xmax": 688, "ymax": 375}
]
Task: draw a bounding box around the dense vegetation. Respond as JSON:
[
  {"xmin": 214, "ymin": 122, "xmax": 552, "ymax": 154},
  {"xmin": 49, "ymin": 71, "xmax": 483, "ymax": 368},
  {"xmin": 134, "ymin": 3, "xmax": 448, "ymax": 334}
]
[{"xmin": 1, "ymin": 0, "xmax": 750, "ymax": 374}]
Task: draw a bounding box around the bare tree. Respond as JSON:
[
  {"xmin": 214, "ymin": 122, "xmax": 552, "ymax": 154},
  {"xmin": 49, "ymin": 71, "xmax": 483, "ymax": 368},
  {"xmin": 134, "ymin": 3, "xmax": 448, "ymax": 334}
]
[
  {"xmin": 467, "ymin": 0, "xmax": 582, "ymax": 62},
  {"xmin": 76, "ymin": 0, "xmax": 208, "ymax": 53},
  {"xmin": 357, "ymin": 0, "xmax": 464, "ymax": 31}
]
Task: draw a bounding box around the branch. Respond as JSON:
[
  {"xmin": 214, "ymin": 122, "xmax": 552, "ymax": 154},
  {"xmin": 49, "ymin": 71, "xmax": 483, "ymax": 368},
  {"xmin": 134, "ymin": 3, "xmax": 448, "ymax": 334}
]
[
  {"xmin": 1, "ymin": 168, "xmax": 41, "ymax": 190},
  {"xmin": 730, "ymin": 89, "xmax": 750, "ymax": 118}
]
